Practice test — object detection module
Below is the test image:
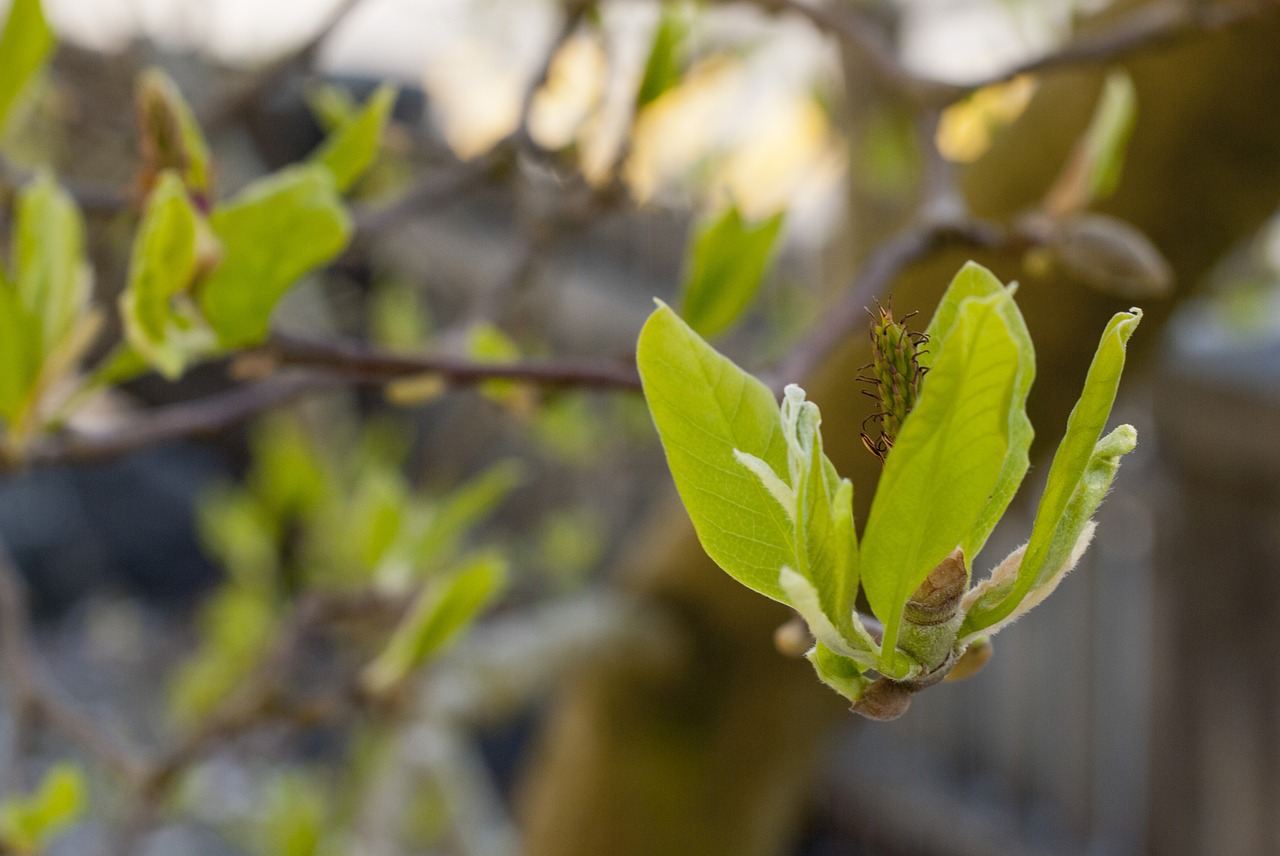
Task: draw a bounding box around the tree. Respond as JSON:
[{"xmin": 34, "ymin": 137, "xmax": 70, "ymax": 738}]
[{"xmin": 0, "ymin": 0, "xmax": 1278, "ymax": 854}]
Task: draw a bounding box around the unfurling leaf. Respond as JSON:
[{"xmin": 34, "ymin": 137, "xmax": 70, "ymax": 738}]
[
  {"xmin": 679, "ymin": 204, "xmax": 785, "ymax": 339},
  {"xmin": 310, "ymin": 83, "xmax": 397, "ymax": 192}
]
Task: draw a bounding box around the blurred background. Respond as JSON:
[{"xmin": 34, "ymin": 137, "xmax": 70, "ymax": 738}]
[{"xmin": 1, "ymin": 0, "xmax": 1279, "ymax": 854}]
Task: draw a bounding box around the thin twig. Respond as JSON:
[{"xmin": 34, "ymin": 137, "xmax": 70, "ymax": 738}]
[
  {"xmin": 0, "ymin": 543, "xmax": 145, "ymax": 785},
  {"xmin": 268, "ymin": 334, "xmax": 643, "ymax": 391}
]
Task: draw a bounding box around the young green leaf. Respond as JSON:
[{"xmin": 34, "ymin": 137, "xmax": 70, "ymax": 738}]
[
  {"xmin": 0, "ymin": 275, "xmax": 42, "ymax": 427},
  {"xmin": 638, "ymin": 302, "xmax": 793, "ymax": 601},
  {"xmin": 860, "ymin": 290, "xmax": 1021, "ymax": 664},
  {"xmin": 119, "ymin": 171, "xmax": 214, "ymax": 378},
  {"xmin": 363, "ymin": 552, "xmax": 508, "ymax": 693},
  {"xmin": 1082, "ymin": 70, "xmax": 1137, "ymax": 202},
  {"xmin": 402, "ymin": 460, "xmax": 525, "ymax": 579},
  {"xmin": 136, "ymin": 68, "xmax": 214, "ymax": 196},
  {"xmin": 922, "ymin": 262, "xmax": 1035, "ymax": 560},
  {"xmin": 0, "ymin": 0, "xmax": 55, "ymax": 132},
  {"xmin": 0, "ymin": 763, "xmax": 86, "ymax": 852},
  {"xmin": 14, "ymin": 174, "xmax": 88, "ymax": 355},
  {"xmin": 679, "ymin": 204, "xmax": 785, "ymax": 339},
  {"xmin": 962, "ymin": 308, "xmax": 1141, "ymax": 633},
  {"xmin": 636, "ymin": 7, "xmax": 689, "ymax": 110},
  {"xmin": 199, "ymin": 165, "xmax": 352, "ymax": 347},
  {"xmin": 310, "ymin": 83, "xmax": 397, "ymax": 193}
]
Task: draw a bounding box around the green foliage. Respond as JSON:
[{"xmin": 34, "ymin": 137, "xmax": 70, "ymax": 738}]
[
  {"xmin": 199, "ymin": 165, "xmax": 352, "ymax": 347},
  {"xmin": 363, "ymin": 550, "xmax": 508, "ymax": 693},
  {"xmin": 0, "ymin": 174, "xmax": 98, "ymax": 438},
  {"xmin": 1081, "ymin": 70, "xmax": 1137, "ymax": 202},
  {"xmin": 120, "ymin": 171, "xmax": 215, "ymax": 378},
  {"xmin": 254, "ymin": 773, "xmax": 339, "ymax": 856},
  {"xmin": 636, "ymin": 6, "xmax": 691, "ymax": 110},
  {"xmin": 0, "ymin": 763, "xmax": 86, "ymax": 854},
  {"xmin": 310, "ymin": 83, "xmax": 396, "ymax": 193},
  {"xmin": 0, "ymin": 0, "xmax": 54, "ymax": 133},
  {"xmin": 679, "ymin": 204, "xmax": 785, "ymax": 339},
  {"xmin": 136, "ymin": 68, "xmax": 214, "ymax": 196},
  {"xmin": 638, "ymin": 262, "xmax": 1141, "ymax": 713}
]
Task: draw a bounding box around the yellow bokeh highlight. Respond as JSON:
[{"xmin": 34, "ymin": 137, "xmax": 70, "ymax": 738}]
[
  {"xmin": 422, "ymin": 40, "xmax": 523, "ymax": 160},
  {"xmin": 936, "ymin": 74, "xmax": 1037, "ymax": 163},
  {"xmin": 528, "ymin": 32, "xmax": 607, "ymax": 151}
]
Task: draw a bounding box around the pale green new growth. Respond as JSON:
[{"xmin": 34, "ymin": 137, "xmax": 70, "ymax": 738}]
[{"xmin": 638, "ymin": 262, "xmax": 1141, "ymax": 716}]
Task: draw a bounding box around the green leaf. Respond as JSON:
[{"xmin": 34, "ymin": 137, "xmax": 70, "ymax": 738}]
[
  {"xmin": 638, "ymin": 302, "xmax": 793, "ymax": 601},
  {"xmin": 860, "ymin": 290, "xmax": 1021, "ymax": 664},
  {"xmin": 257, "ymin": 774, "xmax": 329, "ymax": 856},
  {"xmin": 14, "ymin": 173, "xmax": 88, "ymax": 355},
  {"xmin": 0, "ymin": 762, "xmax": 86, "ymax": 851},
  {"xmin": 170, "ymin": 585, "xmax": 276, "ymax": 722},
  {"xmin": 679, "ymin": 204, "xmax": 785, "ymax": 339},
  {"xmin": 636, "ymin": 7, "xmax": 689, "ymax": 110},
  {"xmin": 806, "ymin": 641, "xmax": 868, "ymax": 703},
  {"xmin": 0, "ymin": 0, "xmax": 54, "ymax": 132},
  {"xmin": 407, "ymin": 460, "xmax": 524, "ymax": 574},
  {"xmin": 0, "ymin": 275, "xmax": 42, "ymax": 425},
  {"xmin": 119, "ymin": 171, "xmax": 215, "ymax": 378},
  {"xmin": 199, "ymin": 165, "xmax": 352, "ymax": 347},
  {"xmin": 772, "ymin": 385, "xmax": 866, "ymax": 660},
  {"xmin": 305, "ymin": 82, "xmax": 360, "ymax": 132},
  {"xmin": 137, "ymin": 68, "xmax": 214, "ymax": 195},
  {"xmin": 363, "ymin": 552, "xmax": 507, "ymax": 693},
  {"xmin": 922, "ymin": 262, "xmax": 1035, "ymax": 560},
  {"xmin": 963, "ymin": 308, "xmax": 1141, "ymax": 632},
  {"xmin": 310, "ymin": 83, "xmax": 396, "ymax": 193},
  {"xmin": 1082, "ymin": 70, "xmax": 1137, "ymax": 202}
]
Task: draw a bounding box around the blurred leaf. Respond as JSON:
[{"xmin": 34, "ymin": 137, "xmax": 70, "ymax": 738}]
[
  {"xmin": 0, "ymin": 0, "xmax": 55, "ymax": 133},
  {"xmin": 363, "ymin": 552, "xmax": 508, "ymax": 693},
  {"xmin": 119, "ymin": 171, "xmax": 216, "ymax": 379},
  {"xmin": 136, "ymin": 68, "xmax": 214, "ymax": 196},
  {"xmin": 1082, "ymin": 70, "xmax": 1137, "ymax": 201},
  {"xmin": 0, "ymin": 274, "xmax": 42, "ymax": 426},
  {"xmin": 310, "ymin": 83, "xmax": 396, "ymax": 193},
  {"xmin": 369, "ymin": 278, "xmax": 432, "ymax": 352},
  {"xmin": 255, "ymin": 774, "xmax": 330, "ymax": 856},
  {"xmin": 14, "ymin": 173, "xmax": 88, "ymax": 355},
  {"xmin": 679, "ymin": 203, "xmax": 785, "ymax": 339},
  {"xmin": 0, "ymin": 762, "xmax": 86, "ymax": 853},
  {"xmin": 860, "ymin": 290, "xmax": 1019, "ymax": 666},
  {"xmin": 197, "ymin": 486, "xmax": 280, "ymax": 586},
  {"xmin": 199, "ymin": 165, "xmax": 352, "ymax": 347},
  {"xmin": 305, "ymin": 82, "xmax": 359, "ymax": 133},
  {"xmin": 636, "ymin": 7, "xmax": 689, "ymax": 110},
  {"xmin": 537, "ymin": 508, "xmax": 606, "ymax": 587},
  {"xmin": 248, "ymin": 417, "xmax": 333, "ymax": 521},
  {"xmin": 406, "ymin": 460, "xmax": 524, "ymax": 575},
  {"xmin": 170, "ymin": 586, "xmax": 275, "ymax": 722},
  {"xmin": 637, "ymin": 303, "xmax": 793, "ymax": 602}
]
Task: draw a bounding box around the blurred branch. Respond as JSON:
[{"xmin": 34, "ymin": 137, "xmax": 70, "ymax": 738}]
[
  {"xmin": 741, "ymin": 0, "xmax": 1280, "ymax": 106},
  {"xmin": 0, "ymin": 543, "xmax": 145, "ymax": 786}
]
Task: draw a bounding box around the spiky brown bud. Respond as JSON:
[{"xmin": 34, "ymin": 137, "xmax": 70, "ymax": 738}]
[{"xmin": 858, "ymin": 302, "xmax": 927, "ymax": 464}]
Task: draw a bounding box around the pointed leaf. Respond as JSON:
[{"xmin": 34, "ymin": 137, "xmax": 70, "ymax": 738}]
[
  {"xmin": 636, "ymin": 7, "xmax": 689, "ymax": 109},
  {"xmin": 860, "ymin": 290, "xmax": 1020, "ymax": 661},
  {"xmin": 119, "ymin": 171, "xmax": 214, "ymax": 378},
  {"xmin": 363, "ymin": 552, "xmax": 507, "ymax": 693},
  {"xmin": 679, "ymin": 204, "xmax": 785, "ymax": 339},
  {"xmin": 14, "ymin": 173, "xmax": 88, "ymax": 355},
  {"xmin": 310, "ymin": 83, "xmax": 396, "ymax": 192},
  {"xmin": 0, "ymin": 275, "xmax": 42, "ymax": 425},
  {"xmin": 199, "ymin": 165, "xmax": 352, "ymax": 347},
  {"xmin": 963, "ymin": 310, "xmax": 1141, "ymax": 631},
  {"xmin": 923, "ymin": 262, "xmax": 1035, "ymax": 559},
  {"xmin": 0, "ymin": 0, "xmax": 54, "ymax": 132},
  {"xmin": 137, "ymin": 68, "xmax": 214, "ymax": 195},
  {"xmin": 637, "ymin": 302, "xmax": 793, "ymax": 601}
]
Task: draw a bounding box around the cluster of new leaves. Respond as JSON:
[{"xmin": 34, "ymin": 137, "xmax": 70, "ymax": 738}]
[
  {"xmin": 638, "ymin": 262, "xmax": 1140, "ymax": 718},
  {"xmin": 0, "ymin": 0, "xmax": 395, "ymax": 452},
  {"xmin": 174, "ymin": 416, "xmax": 518, "ymax": 721}
]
